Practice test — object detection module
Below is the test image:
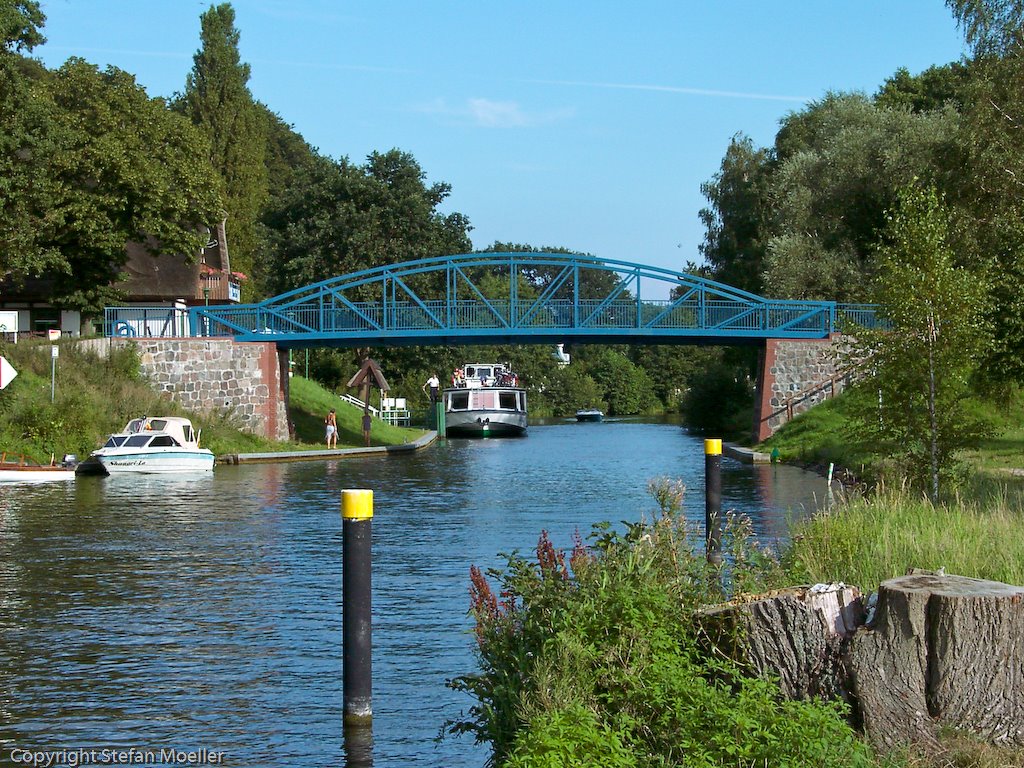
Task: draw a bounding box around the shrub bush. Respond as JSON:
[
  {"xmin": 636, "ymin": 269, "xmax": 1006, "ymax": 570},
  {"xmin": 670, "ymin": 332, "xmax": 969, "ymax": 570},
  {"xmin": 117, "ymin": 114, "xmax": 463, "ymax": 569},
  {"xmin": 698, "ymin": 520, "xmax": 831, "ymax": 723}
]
[{"xmin": 448, "ymin": 481, "xmax": 874, "ymax": 767}]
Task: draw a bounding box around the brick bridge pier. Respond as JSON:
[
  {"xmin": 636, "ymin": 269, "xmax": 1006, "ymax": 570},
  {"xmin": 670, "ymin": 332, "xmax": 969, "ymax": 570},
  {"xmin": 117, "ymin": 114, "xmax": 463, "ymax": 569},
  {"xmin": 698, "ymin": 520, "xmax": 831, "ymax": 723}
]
[{"xmin": 753, "ymin": 336, "xmax": 848, "ymax": 443}]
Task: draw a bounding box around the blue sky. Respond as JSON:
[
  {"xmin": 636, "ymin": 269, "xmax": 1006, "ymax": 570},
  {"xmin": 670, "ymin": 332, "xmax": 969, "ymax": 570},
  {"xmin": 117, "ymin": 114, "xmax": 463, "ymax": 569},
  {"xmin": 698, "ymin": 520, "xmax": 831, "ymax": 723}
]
[{"xmin": 36, "ymin": 1, "xmax": 967, "ymax": 299}]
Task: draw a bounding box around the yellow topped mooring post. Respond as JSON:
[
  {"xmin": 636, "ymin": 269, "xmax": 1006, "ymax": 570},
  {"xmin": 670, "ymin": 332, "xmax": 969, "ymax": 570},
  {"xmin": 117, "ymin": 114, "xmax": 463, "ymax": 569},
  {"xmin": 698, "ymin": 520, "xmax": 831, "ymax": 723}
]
[
  {"xmin": 704, "ymin": 439, "xmax": 723, "ymax": 566},
  {"xmin": 342, "ymin": 489, "xmax": 373, "ymax": 733}
]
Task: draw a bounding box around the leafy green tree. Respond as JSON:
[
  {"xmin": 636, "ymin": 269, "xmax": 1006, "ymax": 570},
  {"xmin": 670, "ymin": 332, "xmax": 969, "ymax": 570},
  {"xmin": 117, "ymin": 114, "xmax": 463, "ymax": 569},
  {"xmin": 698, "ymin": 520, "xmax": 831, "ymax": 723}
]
[
  {"xmin": 681, "ymin": 359, "xmax": 755, "ymax": 438},
  {"xmin": 875, "ymin": 63, "xmax": 972, "ymax": 113},
  {"xmin": 630, "ymin": 344, "xmax": 720, "ymax": 411},
  {"xmin": 935, "ymin": 2, "xmax": 1024, "ymax": 384},
  {"xmin": 953, "ymin": 56, "xmax": 1024, "ymax": 384},
  {"xmin": 260, "ymin": 150, "xmax": 470, "ymax": 296},
  {"xmin": 0, "ymin": 0, "xmax": 58, "ymax": 282},
  {"xmin": 850, "ymin": 183, "xmax": 990, "ymax": 500},
  {"xmin": 698, "ymin": 133, "xmax": 772, "ymax": 295},
  {"xmin": 0, "ymin": 0, "xmax": 44, "ymax": 52},
  {"xmin": 2, "ymin": 31, "xmax": 222, "ymax": 318},
  {"xmin": 42, "ymin": 60, "xmax": 223, "ymax": 316},
  {"xmin": 585, "ymin": 348, "xmax": 659, "ymax": 416},
  {"xmin": 536, "ymin": 364, "xmax": 605, "ymax": 417},
  {"xmin": 260, "ymin": 104, "xmax": 318, "ymax": 202},
  {"xmin": 947, "ymin": 0, "xmax": 1024, "ymax": 55},
  {"xmin": 181, "ymin": 2, "xmax": 268, "ymax": 296},
  {"xmin": 763, "ymin": 93, "xmax": 960, "ymax": 301}
]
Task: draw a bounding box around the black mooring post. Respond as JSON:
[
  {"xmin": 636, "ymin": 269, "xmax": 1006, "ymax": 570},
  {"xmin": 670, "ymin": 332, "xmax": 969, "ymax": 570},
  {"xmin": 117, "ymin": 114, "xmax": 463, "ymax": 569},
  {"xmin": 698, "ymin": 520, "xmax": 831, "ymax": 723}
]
[
  {"xmin": 704, "ymin": 439, "xmax": 723, "ymax": 566},
  {"xmin": 342, "ymin": 489, "xmax": 373, "ymax": 728}
]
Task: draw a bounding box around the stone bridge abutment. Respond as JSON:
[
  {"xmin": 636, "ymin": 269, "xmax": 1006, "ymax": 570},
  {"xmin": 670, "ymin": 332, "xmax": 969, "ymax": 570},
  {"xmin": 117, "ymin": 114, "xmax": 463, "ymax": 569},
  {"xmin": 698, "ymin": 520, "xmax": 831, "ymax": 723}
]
[
  {"xmin": 753, "ymin": 335, "xmax": 848, "ymax": 443},
  {"xmin": 77, "ymin": 337, "xmax": 290, "ymax": 442}
]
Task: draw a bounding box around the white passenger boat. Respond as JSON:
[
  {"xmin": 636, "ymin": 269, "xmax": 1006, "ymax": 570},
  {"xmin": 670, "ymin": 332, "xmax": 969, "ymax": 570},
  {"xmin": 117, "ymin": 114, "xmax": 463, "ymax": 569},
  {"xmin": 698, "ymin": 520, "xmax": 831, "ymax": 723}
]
[
  {"xmin": 0, "ymin": 454, "xmax": 76, "ymax": 483},
  {"xmin": 575, "ymin": 408, "xmax": 604, "ymax": 422},
  {"xmin": 444, "ymin": 363, "xmax": 527, "ymax": 437},
  {"xmin": 77, "ymin": 416, "xmax": 214, "ymax": 474}
]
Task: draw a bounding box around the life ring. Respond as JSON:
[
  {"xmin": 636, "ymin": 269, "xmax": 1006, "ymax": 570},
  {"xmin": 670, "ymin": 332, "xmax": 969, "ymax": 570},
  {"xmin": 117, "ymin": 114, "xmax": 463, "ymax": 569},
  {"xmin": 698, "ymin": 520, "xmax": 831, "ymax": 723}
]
[{"xmin": 114, "ymin": 321, "xmax": 136, "ymax": 337}]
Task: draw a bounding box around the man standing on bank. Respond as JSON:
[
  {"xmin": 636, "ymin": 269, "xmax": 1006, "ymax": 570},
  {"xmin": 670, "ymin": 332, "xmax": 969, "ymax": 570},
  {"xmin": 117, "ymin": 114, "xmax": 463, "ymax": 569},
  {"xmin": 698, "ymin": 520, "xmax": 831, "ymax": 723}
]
[
  {"xmin": 423, "ymin": 373, "xmax": 440, "ymax": 403},
  {"xmin": 325, "ymin": 408, "xmax": 338, "ymax": 448}
]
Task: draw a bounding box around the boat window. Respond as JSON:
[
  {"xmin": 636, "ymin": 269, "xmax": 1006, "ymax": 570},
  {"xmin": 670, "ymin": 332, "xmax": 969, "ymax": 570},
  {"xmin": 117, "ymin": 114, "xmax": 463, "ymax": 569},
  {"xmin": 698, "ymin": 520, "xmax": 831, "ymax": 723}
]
[
  {"xmin": 448, "ymin": 391, "xmax": 470, "ymax": 411},
  {"xmin": 124, "ymin": 435, "xmax": 152, "ymax": 447},
  {"xmin": 149, "ymin": 435, "xmax": 179, "ymax": 447},
  {"xmin": 472, "ymin": 391, "xmax": 496, "ymax": 409},
  {"xmin": 149, "ymin": 419, "xmax": 167, "ymax": 431},
  {"xmin": 498, "ymin": 391, "xmax": 517, "ymax": 410},
  {"xmin": 465, "ymin": 366, "xmax": 476, "ymax": 378},
  {"xmin": 183, "ymin": 426, "xmax": 195, "ymax": 442},
  {"xmin": 477, "ymin": 367, "xmax": 492, "ymax": 379},
  {"xmin": 104, "ymin": 436, "xmax": 127, "ymax": 448}
]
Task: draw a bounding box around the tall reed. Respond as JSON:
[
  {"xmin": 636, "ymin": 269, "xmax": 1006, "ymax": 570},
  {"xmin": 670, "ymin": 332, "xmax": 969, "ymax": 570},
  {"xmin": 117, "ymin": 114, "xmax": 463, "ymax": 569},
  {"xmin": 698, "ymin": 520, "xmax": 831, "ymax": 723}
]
[{"xmin": 783, "ymin": 484, "xmax": 1024, "ymax": 591}]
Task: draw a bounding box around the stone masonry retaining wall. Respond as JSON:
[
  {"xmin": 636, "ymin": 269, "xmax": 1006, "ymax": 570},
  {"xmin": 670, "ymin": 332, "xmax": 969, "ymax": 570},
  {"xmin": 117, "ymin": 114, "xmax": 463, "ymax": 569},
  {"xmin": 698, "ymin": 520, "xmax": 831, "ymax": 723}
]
[
  {"xmin": 753, "ymin": 336, "xmax": 847, "ymax": 443},
  {"xmin": 76, "ymin": 338, "xmax": 289, "ymax": 441}
]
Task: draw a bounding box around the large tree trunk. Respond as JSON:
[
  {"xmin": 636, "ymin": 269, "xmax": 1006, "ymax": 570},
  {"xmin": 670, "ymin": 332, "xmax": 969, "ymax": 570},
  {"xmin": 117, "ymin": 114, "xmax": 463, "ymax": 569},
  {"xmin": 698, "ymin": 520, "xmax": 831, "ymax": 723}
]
[
  {"xmin": 850, "ymin": 572, "xmax": 1024, "ymax": 752},
  {"xmin": 700, "ymin": 572, "xmax": 1024, "ymax": 755},
  {"xmin": 698, "ymin": 584, "xmax": 863, "ymax": 702}
]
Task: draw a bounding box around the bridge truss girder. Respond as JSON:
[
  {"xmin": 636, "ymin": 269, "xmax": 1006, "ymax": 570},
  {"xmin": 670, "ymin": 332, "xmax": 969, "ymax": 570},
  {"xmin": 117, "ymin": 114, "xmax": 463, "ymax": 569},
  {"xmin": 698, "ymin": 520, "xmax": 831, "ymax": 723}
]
[{"xmin": 187, "ymin": 252, "xmax": 875, "ymax": 348}]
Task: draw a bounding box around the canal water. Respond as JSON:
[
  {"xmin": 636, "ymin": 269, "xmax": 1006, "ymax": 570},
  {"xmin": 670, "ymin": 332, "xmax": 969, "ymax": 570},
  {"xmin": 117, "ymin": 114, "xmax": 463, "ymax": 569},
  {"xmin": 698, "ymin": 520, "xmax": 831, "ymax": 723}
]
[{"xmin": 0, "ymin": 419, "xmax": 830, "ymax": 767}]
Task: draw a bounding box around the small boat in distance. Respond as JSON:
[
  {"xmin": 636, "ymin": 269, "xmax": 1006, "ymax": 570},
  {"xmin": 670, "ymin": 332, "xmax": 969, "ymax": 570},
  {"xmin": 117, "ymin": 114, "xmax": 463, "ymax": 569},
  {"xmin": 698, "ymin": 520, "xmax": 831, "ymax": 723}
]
[
  {"xmin": 0, "ymin": 453, "xmax": 76, "ymax": 483},
  {"xmin": 575, "ymin": 408, "xmax": 604, "ymax": 423},
  {"xmin": 76, "ymin": 416, "xmax": 214, "ymax": 475},
  {"xmin": 443, "ymin": 363, "xmax": 527, "ymax": 437}
]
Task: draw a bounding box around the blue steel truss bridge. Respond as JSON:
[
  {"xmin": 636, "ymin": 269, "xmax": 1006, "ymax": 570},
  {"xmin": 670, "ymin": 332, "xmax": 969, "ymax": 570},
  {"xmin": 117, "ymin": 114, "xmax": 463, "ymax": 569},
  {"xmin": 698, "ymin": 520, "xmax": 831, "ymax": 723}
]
[{"xmin": 108, "ymin": 253, "xmax": 877, "ymax": 348}]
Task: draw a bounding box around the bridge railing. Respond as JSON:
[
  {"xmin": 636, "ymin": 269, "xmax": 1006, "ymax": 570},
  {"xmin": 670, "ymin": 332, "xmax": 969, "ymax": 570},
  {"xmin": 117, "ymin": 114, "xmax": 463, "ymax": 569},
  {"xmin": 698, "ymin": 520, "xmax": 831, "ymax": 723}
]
[
  {"xmin": 104, "ymin": 307, "xmax": 190, "ymax": 338},
  {"xmin": 108, "ymin": 299, "xmax": 878, "ymax": 341}
]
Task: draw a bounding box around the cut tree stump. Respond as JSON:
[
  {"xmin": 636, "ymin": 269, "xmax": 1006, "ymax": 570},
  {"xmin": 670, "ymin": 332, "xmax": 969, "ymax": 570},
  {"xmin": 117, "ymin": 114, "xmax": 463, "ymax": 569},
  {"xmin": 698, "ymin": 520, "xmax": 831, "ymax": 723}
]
[
  {"xmin": 697, "ymin": 584, "xmax": 864, "ymax": 701},
  {"xmin": 849, "ymin": 573, "xmax": 1024, "ymax": 753}
]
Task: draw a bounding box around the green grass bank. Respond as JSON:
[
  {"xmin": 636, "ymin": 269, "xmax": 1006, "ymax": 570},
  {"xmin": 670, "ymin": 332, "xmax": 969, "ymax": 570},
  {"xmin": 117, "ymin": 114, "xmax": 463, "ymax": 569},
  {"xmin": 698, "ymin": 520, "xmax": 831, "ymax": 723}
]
[{"xmin": 0, "ymin": 339, "xmax": 425, "ymax": 461}]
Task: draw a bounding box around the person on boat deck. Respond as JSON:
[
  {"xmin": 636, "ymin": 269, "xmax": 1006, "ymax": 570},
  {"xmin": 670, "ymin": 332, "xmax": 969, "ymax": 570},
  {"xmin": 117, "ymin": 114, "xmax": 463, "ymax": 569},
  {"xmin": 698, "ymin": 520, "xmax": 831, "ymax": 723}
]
[
  {"xmin": 362, "ymin": 409, "xmax": 372, "ymax": 447},
  {"xmin": 325, "ymin": 408, "xmax": 338, "ymax": 448},
  {"xmin": 423, "ymin": 373, "xmax": 440, "ymax": 403}
]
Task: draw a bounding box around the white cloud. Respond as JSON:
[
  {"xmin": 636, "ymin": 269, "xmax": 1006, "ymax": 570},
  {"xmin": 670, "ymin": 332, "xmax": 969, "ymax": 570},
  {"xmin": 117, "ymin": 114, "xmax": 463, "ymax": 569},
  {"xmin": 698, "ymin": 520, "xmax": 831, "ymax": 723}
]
[
  {"xmin": 467, "ymin": 98, "xmax": 530, "ymax": 127},
  {"xmin": 416, "ymin": 98, "xmax": 574, "ymax": 128},
  {"xmin": 531, "ymin": 78, "xmax": 811, "ymax": 103}
]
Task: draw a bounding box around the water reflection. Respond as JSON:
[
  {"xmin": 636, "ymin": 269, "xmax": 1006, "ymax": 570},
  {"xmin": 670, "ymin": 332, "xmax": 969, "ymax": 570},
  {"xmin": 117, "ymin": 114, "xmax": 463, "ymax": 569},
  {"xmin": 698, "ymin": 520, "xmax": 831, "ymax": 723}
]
[{"xmin": 0, "ymin": 421, "xmax": 827, "ymax": 767}]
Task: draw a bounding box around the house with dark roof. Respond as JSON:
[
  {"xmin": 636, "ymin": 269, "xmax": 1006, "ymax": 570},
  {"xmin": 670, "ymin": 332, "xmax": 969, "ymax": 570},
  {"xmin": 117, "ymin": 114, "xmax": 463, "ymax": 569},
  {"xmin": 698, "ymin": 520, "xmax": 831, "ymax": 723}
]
[{"xmin": 0, "ymin": 220, "xmax": 241, "ymax": 337}]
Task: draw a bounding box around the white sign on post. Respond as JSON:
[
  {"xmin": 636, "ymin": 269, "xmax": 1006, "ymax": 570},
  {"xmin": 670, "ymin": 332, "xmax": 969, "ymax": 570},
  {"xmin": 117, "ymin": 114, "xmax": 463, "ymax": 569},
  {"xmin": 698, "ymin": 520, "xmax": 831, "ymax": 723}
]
[
  {"xmin": 0, "ymin": 310, "xmax": 18, "ymax": 344},
  {"xmin": 0, "ymin": 356, "xmax": 18, "ymax": 390}
]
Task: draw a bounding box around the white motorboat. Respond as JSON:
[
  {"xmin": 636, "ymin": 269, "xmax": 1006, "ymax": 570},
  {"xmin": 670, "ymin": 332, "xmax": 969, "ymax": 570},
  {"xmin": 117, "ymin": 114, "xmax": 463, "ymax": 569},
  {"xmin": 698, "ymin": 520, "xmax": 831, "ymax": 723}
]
[
  {"xmin": 444, "ymin": 363, "xmax": 527, "ymax": 437},
  {"xmin": 0, "ymin": 453, "xmax": 76, "ymax": 483},
  {"xmin": 77, "ymin": 416, "xmax": 214, "ymax": 474},
  {"xmin": 575, "ymin": 408, "xmax": 604, "ymax": 422}
]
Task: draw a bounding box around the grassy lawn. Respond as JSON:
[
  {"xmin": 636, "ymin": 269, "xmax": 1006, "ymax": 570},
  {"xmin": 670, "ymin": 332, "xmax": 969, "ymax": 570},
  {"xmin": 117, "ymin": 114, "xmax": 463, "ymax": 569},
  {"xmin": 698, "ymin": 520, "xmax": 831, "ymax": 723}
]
[
  {"xmin": 287, "ymin": 375, "xmax": 427, "ymax": 448},
  {"xmin": 757, "ymin": 394, "xmax": 878, "ymax": 474},
  {"xmin": 759, "ymin": 386, "xmax": 1024, "ymax": 483}
]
